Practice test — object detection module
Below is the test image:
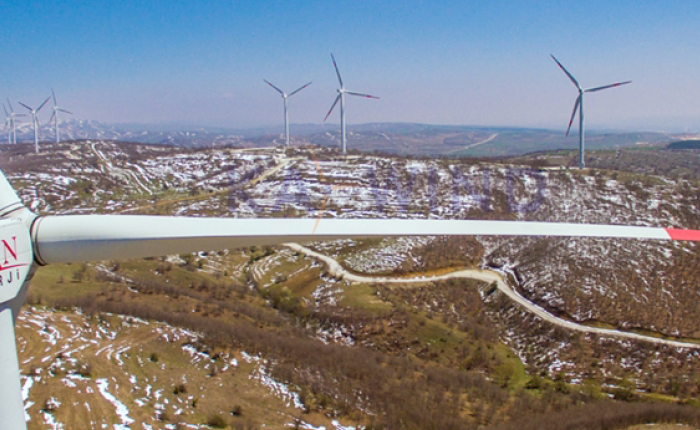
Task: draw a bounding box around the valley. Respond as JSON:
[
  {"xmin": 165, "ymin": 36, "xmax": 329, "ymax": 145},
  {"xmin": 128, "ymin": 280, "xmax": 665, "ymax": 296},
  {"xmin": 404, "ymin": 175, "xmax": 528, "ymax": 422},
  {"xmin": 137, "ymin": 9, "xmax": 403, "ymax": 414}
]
[{"xmin": 4, "ymin": 140, "xmax": 700, "ymax": 429}]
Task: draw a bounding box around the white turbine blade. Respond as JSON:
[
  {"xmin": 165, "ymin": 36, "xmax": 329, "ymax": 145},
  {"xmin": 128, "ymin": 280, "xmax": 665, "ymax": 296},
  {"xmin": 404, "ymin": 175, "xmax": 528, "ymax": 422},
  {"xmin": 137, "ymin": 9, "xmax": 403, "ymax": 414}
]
[
  {"xmin": 0, "ymin": 307, "xmax": 26, "ymax": 429},
  {"xmin": 331, "ymin": 53, "xmax": 344, "ymax": 87},
  {"xmin": 586, "ymin": 80, "xmax": 632, "ymax": 93},
  {"xmin": 51, "ymin": 87, "xmax": 57, "ymax": 105},
  {"xmin": 566, "ymin": 95, "xmax": 581, "ymax": 137},
  {"xmin": 323, "ymin": 94, "xmax": 341, "ymax": 122},
  {"xmin": 3, "ymin": 105, "xmax": 7, "ymax": 117},
  {"xmin": 32, "ymin": 215, "xmax": 682, "ymax": 265},
  {"xmin": 6, "ymin": 99, "xmax": 13, "ymax": 113},
  {"xmin": 288, "ymin": 81, "xmax": 312, "ymax": 97},
  {"xmin": 49, "ymin": 111, "xmax": 56, "ymax": 125},
  {"xmin": 32, "ymin": 216, "xmax": 347, "ymax": 264},
  {"xmin": 0, "ymin": 171, "xmax": 26, "ymax": 215},
  {"xmin": 346, "ymin": 91, "xmax": 379, "ymax": 99},
  {"xmin": 58, "ymin": 108, "xmax": 73, "ymax": 115},
  {"xmin": 0, "ymin": 218, "xmax": 34, "ymax": 427},
  {"xmin": 18, "ymin": 102, "xmax": 32, "ymax": 112},
  {"xmin": 551, "ymin": 54, "xmax": 580, "ymax": 89},
  {"xmin": 36, "ymin": 96, "xmax": 51, "ymax": 113},
  {"xmin": 0, "ymin": 219, "xmax": 33, "ymax": 303},
  {"xmin": 264, "ymin": 79, "xmax": 285, "ymax": 96}
]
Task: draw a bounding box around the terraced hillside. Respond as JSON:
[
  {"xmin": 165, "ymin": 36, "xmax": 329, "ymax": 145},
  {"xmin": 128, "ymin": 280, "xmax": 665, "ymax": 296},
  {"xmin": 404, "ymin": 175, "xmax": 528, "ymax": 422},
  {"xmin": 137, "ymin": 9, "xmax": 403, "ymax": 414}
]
[
  {"xmin": 16, "ymin": 308, "xmax": 306, "ymax": 430},
  {"xmin": 5, "ymin": 140, "xmax": 700, "ymax": 429}
]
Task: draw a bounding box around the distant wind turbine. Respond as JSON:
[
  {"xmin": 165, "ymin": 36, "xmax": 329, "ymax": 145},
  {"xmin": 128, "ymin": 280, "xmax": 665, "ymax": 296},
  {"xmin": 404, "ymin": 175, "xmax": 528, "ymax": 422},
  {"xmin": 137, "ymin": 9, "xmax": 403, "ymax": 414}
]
[
  {"xmin": 4, "ymin": 100, "xmax": 25, "ymax": 145},
  {"xmin": 19, "ymin": 96, "xmax": 51, "ymax": 154},
  {"xmin": 264, "ymin": 79, "xmax": 312, "ymax": 146},
  {"xmin": 48, "ymin": 88, "xmax": 73, "ymax": 144},
  {"xmin": 324, "ymin": 53, "xmax": 379, "ymax": 155},
  {"xmin": 2, "ymin": 106, "xmax": 9, "ymax": 144},
  {"xmin": 551, "ymin": 55, "xmax": 631, "ymax": 169}
]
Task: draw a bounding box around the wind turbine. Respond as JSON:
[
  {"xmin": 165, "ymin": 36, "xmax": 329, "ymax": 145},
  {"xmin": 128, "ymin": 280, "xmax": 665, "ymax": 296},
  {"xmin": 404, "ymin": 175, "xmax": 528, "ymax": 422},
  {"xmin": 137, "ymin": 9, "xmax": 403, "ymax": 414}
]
[
  {"xmin": 4, "ymin": 100, "xmax": 25, "ymax": 145},
  {"xmin": 0, "ymin": 164, "xmax": 699, "ymax": 429},
  {"xmin": 323, "ymin": 53, "xmax": 379, "ymax": 155},
  {"xmin": 264, "ymin": 79, "xmax": 312, "ymax": 146},
  {"xmin": 3, "ymin": 106, "xmax": 9, "ymax": 144},
  {"xmin": 18, "ymin": 96, "xmax": 51, "ymax": 154},
  {"xmin": 48, "ymin": 88, "xmax": 73, "ymax": 144},
  {"xmin": 551, "ymin": 55, "xmax": 631, "ymax": 169}
]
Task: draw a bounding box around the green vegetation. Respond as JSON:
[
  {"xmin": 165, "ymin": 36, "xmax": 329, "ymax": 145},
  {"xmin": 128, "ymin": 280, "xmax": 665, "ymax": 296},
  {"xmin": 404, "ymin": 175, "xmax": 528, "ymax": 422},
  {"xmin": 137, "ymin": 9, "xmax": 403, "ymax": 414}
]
[
  {"xmin": 25, "ymin": 235, "xmax": 700, "ymax": 428},
  {"xmin": 667, "ymin": 140, "xmax": 700, "ymax": 149},
  {"xmin": 10, "ymin": 140, "xmax": 700, "ymax": 429}
]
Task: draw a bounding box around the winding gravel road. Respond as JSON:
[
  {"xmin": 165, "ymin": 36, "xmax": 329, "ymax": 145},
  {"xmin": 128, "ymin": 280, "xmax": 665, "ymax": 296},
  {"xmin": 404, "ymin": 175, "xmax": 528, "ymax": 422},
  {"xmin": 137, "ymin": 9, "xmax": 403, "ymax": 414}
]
[{"xmin": 285, "ymin": 243, "xmax": 700, "ymax": 349}]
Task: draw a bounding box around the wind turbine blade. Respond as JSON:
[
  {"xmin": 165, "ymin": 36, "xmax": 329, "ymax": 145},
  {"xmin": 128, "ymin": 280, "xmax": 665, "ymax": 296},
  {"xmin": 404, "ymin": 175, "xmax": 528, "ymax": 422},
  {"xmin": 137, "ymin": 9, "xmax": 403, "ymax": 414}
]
[
  {"xmin": 32, "ymin": 216, "xmax": 344, "ymax": 264},
  {"xmin": 0, "ymin": 306, "xmax": 26, "ymax": 429},
  {"xmin": 565, "ymin": 95, "xmax": 581, "ymax": 137},
  {"xmin": 3, "ymin": 105, "xmax": 8, "ymax": 117},
  {"xmin": 32, "ymin": 216, "xmax": 682, "ymax": 265},
  {"xmin": 263, "ymin": 79, "xmax": 285, "ymax": 96},
  {"xmin": 288, "ymin": 81, "xmax": 312, "ymax": 97},
  {"xmin": 6, "ymin": 98, "xmax": 13, "ymax": 113},
  {"xmin": 51, "ymin": 88, "xmax": 57, "ymax": 105},
  {"xmin": 346, "ymin": 91, "xmax": 379, "ymax": 99},
  {"xmin": 36, "ymin": 96, "xmax": 51, "ymax": 113},
  {"xmin": 58, "ymin": 109, "xmax": 73, "ymax": 114},
  {"xmin": 49, "ymin": 111, "xmax": 56, "ymax": 124},
  {"xmin": 551, "ymin": 54, "xmax": 580, "ymax": 88},
  {"xmin": 331, "ymin": 53, "xmax": 344, "ymax": 87},
  {"xmin": 323, "ymin": 94, "xmax": 341, "ymax": 122},
  {"xmin": 18, "ymin": 102, "xmax": 32, "ymax": 112},
  {"xmin": 586, "ymin": 81, "xmax": 632, "ymax": 93}
]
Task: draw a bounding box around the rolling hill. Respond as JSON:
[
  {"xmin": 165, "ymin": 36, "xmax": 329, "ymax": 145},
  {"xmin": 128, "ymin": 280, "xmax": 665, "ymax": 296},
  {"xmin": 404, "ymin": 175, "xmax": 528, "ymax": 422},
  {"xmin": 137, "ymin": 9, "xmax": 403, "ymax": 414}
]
[{"xmin": 4, "ymin": 140, "xmax": 700, "ymax": 429}]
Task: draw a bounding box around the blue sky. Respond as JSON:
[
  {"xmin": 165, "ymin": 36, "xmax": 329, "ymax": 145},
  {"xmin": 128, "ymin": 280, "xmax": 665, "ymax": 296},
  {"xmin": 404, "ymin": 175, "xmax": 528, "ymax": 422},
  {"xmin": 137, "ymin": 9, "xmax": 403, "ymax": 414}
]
[{"xmin": 2, "ymin": 0, "xmax": 700, "ymax": 131}]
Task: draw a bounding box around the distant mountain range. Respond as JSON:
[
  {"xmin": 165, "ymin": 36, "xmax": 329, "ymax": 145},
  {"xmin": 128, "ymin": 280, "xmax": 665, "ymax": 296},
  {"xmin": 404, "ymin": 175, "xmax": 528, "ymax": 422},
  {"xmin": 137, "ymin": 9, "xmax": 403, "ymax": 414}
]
[{"xmin": 0, "ymin": 119, "xmax": 684, "ymax": 157}]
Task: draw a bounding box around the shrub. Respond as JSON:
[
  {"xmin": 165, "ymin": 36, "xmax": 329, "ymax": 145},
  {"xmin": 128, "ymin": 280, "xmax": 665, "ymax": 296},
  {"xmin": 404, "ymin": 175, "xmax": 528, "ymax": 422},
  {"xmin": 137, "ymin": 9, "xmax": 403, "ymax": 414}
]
[
  {"xmin": 77, "ymin": 361, "xmax": 92, "ymax": 377},
  {"xmin": 207, "ymin": 414, "xmax": 227, "ymax": 429}
]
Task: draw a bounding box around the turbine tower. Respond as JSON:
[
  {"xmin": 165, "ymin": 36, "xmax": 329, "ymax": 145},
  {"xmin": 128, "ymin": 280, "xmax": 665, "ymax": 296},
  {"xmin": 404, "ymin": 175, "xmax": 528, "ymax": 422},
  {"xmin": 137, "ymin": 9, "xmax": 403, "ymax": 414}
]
[
  {"xmin": 3, "ymin": 106, "xmax": 9, "ymax": 144},
  {"xmin": 18, "ymin": 96, "xmax": 51, "ymax": 153},
  {"xmin": 4, "ymin": 100, "xmax": 25, "ymax": 145},
  {"xmin": 48, "ymin": 88, "xmax": 73, "ymax": 144},
  {"xmin": 551, "ymin": 55, "xmax": 631, "ymax": 169},
  {"xmin": 264, "ymin": 79, "xmax": 312, "ymax": 146},
  {"xmin": 324, "ymin": 53, "xmax": 379, "ymax": 155}
]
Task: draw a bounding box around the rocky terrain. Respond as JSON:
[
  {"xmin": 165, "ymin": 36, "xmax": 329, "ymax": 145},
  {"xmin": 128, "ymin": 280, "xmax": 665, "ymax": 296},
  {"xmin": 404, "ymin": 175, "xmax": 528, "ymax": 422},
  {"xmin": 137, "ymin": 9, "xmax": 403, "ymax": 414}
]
[{"xmin": 5, "ymin": 140, "xmax": 700, "ymax": 429}]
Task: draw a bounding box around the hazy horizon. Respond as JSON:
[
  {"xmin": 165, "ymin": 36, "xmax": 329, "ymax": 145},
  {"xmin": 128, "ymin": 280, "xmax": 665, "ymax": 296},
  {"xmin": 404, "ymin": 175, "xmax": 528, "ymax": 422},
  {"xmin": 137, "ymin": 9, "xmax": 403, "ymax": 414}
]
[
  {"xmin": 4, "ymin": 1, "xmax": 700, "ymax": 133},
  {"xmin": 57, "ymin": 118, "xmax": 695, "ymax": 136}
]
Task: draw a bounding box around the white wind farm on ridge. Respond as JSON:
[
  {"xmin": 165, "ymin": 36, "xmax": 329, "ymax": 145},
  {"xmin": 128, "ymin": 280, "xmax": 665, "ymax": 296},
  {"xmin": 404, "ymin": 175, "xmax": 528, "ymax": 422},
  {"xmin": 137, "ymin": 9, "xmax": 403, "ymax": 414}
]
[{"xmin": 0, "ymin": 53, "xmax": 687, "ymax": 430}]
